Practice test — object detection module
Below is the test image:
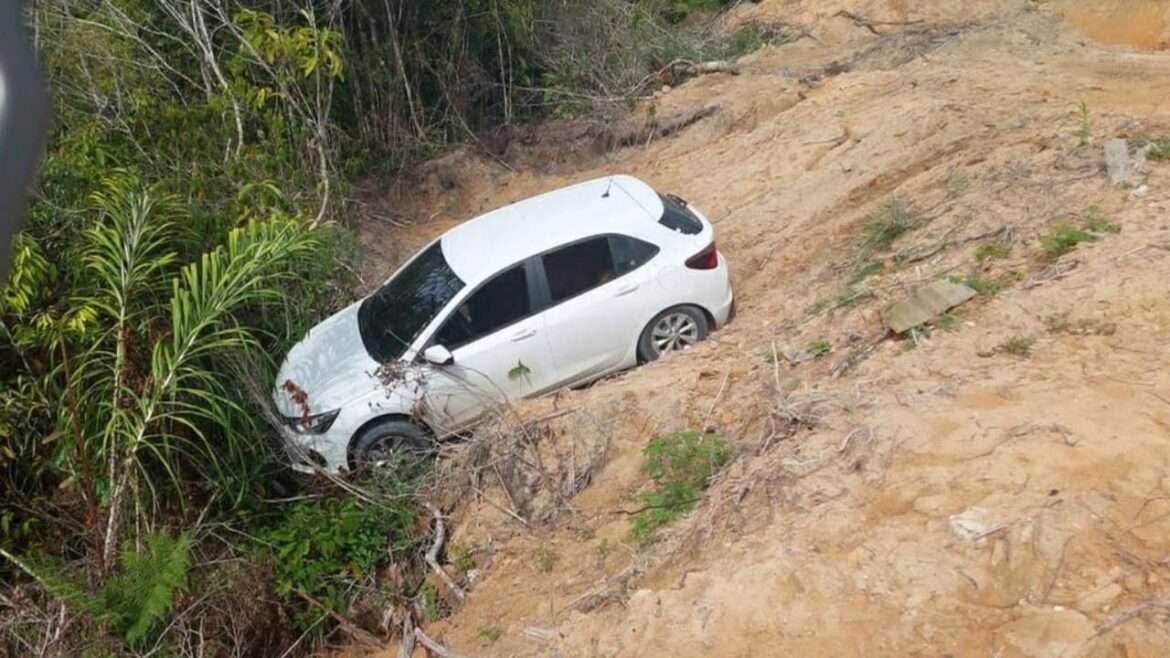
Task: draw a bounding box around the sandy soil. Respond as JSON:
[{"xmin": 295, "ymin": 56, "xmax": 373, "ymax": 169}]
[{"xmin": 348, "ymin": 1, "xmax": 1170, "ymax": 656}]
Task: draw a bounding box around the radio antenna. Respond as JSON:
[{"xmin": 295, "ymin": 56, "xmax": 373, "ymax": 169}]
[{"xmin": 602, "ymin": 177, "xmax": 613, "ymax": 198}]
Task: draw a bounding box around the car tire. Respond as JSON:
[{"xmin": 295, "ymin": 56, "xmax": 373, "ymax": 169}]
[
  {"xmin": 637, "ymin": 305, "xmax": 709, "ymax": 362},
  {"xmin": 349, "ymin": 418, "xmax": 434, "ymax": 474}
]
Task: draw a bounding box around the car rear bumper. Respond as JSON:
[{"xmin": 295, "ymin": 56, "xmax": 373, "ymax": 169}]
[{"xmin": 713, "ymin": 288, "xmax": 735, "ymax": 328}]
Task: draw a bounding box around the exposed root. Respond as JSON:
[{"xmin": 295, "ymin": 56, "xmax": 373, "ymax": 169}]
[
  {"xmin": 424, "ymin": 503, "xmax": 465, "ymax": 602},
  {"xmin": 414, "ymin": 626, "xmax": 470, "ymax": 658}
]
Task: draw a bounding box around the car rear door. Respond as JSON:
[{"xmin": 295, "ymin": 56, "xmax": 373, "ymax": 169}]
[
  {"xmin": 535, "ymin": 235, "xmax": 660, "ymax": 387},
  {"xmin": 418, "ymin": 260, "xmax": 556, "ymax": 434}
]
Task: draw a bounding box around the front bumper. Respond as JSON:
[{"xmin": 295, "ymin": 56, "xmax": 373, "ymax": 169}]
[{"xmin": 278, "ymin": 424, "xmax": 349, "ymax": 474}]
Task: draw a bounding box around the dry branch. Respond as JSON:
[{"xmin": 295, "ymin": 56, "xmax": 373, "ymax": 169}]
[
  {"xmin": 293, "ymin": 589, "xmax": 385, "ymax": 648},
  {"xmin": 833, "ymin": 10, "xmax": 925, "ymax": 35},
  {"xmin": 1093, "ymin": 598, "xmax": 1170, "ymax": 637},
  {"xmin": 424, "ymin": 503, "xmax": 465, "ymax": 601},
  {"xmin": 397, "ymin": 617, "xmax": 415, "ymax": 658},
  {"xmin": 414, "ymin": 627, "xmax": 469, "ymax": 658}
]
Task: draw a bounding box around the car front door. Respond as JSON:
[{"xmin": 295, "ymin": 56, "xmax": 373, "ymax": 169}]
[
  {"xmin": 536, "ymin": 235, "xmax": 660, "ymax": 387},
  {"xmin": 418, "ymin": 260, "xmax": 555, "ymax": 434}
]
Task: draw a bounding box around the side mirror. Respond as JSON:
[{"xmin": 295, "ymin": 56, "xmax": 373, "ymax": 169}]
[{"xmin": 423, "ymin": 345, "xmax": 454, "ymax": 366}]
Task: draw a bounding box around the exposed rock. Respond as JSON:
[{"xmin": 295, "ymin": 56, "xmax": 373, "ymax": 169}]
[
  {"xmin": 948, "ymin": 507, "xmax": 997, "ymax": 542},
  {"xmin": 996, "ymin": 608, "xmax": 1093, "ymax": 658},
  {"xmin": 882, "ymin": 280, "xmax": 977, "ymax": 333},
  {"xmin": 1105, "ymin": 138, "xmax": 1131, "ymax": 185}
]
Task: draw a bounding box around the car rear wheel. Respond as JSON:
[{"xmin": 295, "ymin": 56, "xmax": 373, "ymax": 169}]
[
  {"xmin": 637, "ymin": 305, "xmax": 709, "ymax": 362},
  {"xmin": 350, "ymin": 418, "xmax": 434, "ymax": 475}
]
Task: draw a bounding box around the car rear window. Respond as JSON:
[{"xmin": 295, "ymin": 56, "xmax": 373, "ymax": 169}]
[{"xmin": 657, "ymin": 193, "xmax": 703, "ymax": 235}]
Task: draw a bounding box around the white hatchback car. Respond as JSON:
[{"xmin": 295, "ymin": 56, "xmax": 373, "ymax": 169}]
[{"xmin": 273, "ymin": 175, "xmax": 733, "ymax": 472}]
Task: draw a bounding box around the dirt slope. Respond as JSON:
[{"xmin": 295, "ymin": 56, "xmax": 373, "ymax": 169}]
[{"xmin": 356, "ymin": 2, "xmax": 1170, "ymax": 656}]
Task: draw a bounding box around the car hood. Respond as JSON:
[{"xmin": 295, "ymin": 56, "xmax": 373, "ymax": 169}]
[{"xmin": 273, "ymin": 301, "xmax": 382, "ymax": 416}]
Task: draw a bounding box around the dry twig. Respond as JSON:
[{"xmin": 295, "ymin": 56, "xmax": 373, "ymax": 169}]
[
  {"xmin": 424, "ymin": 503, "xmax": 465, "ymax": 601},
  {"xmin": 414, "ymin": 626, "xmax": 469, "ymax": 658}
]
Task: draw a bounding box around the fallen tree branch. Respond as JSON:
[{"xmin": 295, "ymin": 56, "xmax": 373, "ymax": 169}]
[
  {"xmin": 900, "ymin": 226, "xmax": 1011, "ymax": 264},
  {"xmin": 834, "ymin": 10, "xmax": 925, "ymax": 35},
  {"xmin": 397, "ymin": 617, "xmax": 415, "ymax": 658},
  {"xmin": 1093, "ymin": 598, "xmax": 1170, "ymax": 638},
  {"xmin": 293, "ymin": 589, "xmax": 385, "ymax": 648},
  {"xmin": 414, "ymin": 627, "xmax": 469, "ymax": 658},
  {"xmin": 606, "ymin": 106, "xmax": 720, "ymax": 151},
  {"xmin": 424, "ymin": 503, "xmax": 465, "ymax": 601}
]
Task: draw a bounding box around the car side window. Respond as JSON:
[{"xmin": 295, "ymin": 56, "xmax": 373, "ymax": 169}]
[
  {"xmin": 435, "ymin": 264, "xmax": 531, "ymax": 348},
  {"xmin": 610, "ymin": 235, "xmax": 659, "ymax": 275},
  {"xmin": 542, "ymin": 237, "xmax": 619, "ymax": 303}
]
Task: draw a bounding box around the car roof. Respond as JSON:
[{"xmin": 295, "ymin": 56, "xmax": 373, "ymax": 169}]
[{"xmin": 440, "ymin": 175, "xmax": 664, "ymax": 282}]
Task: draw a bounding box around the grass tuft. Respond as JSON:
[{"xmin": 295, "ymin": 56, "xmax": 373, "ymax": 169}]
[
  {"xmin": 534, "ymin": 544, "xmax": 560, "ymax": 573},
  {"xmin": 974, "ymin": 243, "xmax": 1010, "ymax": 262},
  {"xmin": 806, "ymin": 338, "xmax": 831, "ymax": 358},
  {"xmin": 1042, "ymin": 206, "xmax": 1120, "ymax": 259},
  {"xmin": 630, "ymin": 431, "xmax": 734, "ymax": 546},
  {"xmin": 998, "ymin": 335, "xmax": 1035, "ymax": 356},
  {"xmin": 861, "ymin": 198, "xmax": 919, "ymax": 252}
]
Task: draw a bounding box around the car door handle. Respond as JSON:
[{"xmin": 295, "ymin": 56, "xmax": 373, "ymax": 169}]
[
  {"xmin": 510, "ymin": 328, "xmax": 537, "ymax": 341},
  {"xmin": 616, "ymin": 282, "xmax": 639, "ymax": 296}
]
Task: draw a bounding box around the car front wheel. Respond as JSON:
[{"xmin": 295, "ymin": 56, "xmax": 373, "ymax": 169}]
[
  {"xmin": 349, "ymin": 418, "xmax": 434, "ymax": 475},
  {"xmin": 637, "ymin": 305, "xmax": 709, "ymax": 362}
]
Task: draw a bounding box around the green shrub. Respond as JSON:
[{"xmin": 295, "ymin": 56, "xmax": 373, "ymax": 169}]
[
  {"xmin": 262, "ymin": 497, "xmax": 417, "ymax": 628},
  {"xmin": 630, "ymin": 431, "xmax": 734, "ymax": 546},
  {"xmin": 33, "ymin": 531, "xmax": 191, "ymax": 646}
]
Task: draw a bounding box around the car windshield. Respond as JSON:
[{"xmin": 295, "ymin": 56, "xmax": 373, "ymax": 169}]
[{"xmin": 357, "ymin": 242, "xmax": 465, "ymax": 362}]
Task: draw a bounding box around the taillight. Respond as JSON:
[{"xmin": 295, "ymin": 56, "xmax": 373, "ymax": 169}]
[{"xmin": 685, "ymin": 242, "xmax": 719, "ymax": 270}]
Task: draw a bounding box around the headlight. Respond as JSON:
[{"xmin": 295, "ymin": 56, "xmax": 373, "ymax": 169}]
[{"xmin": 284, "ymin": 409, "xmax": 340, "ymax": 435}]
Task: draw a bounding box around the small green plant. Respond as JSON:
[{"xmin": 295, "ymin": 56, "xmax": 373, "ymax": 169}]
[
  {"xmin": 730, "ymin": 24, "xmax": 766, "ymax": 56},
  {"xmin": 974, "ymin": 243, "xmax": 1010, "ymax": 262},
  {"xmin": 478, "ymin": 624, "xmax": 504, "ymax": 643},
  {"xmin": 936, "ymin": 312, "xmax": 961, "ymax": 333},
  {"xmin": 630, "ymin": 431, "xmax": 735, "ymax": 546},
  {"xmin": 902, "ymin": 323, "xmax": 933, "ymax": 351},
  {"xmin": 450, "ymin": 542, "xmax": 477, "ymax": 573},
  {"xmin": 850, "ymin": 261, "xmax": 884, "ymax": 284},
  {"xmin": 1075, "ymin": 100, "xmax": 1092, "ymax": 145},
  {"xmin": 998, "ymin": 335, "xmax": 1035, "ymax": 356},
  {"xmin": 806, "ymin": 338, "xmax": 831, "ymax": 358},
  {"xmin": 535, "ymin": 544, "xmax": 560, "ymax": 573},
  {"xmin": 508, "ymin": 360, "xmax": 531, "ymax": 381},
  {"xmin": 595, "ymin": 537, "xmax": 610, "ymax": 566},
  {"xmin": 1042, "ymin": 207, "xmax": 1118, "ymax": 258},
  {"xmin": 418, "ymin": 581, "xmax": 447, "ymax": 622},
  {"xmin": 835, "ymin": 288, "xmax": 874, "ymax": 308},
  {"xmin": 946, "ymin": 273, "xmax": 1010, "ymax": 297},
  {"xmin": 1042, "ymin": 225, "xmax": 1095, "ymax": 258},
  {"xmin": 861, "ymin": 198, "xmax": 919, "ymax": 252},
  {"xmin": 33, "ymin": 531, "xmax": 192, "ymax": 646},
  {"xmin": 1082, "ymin": 206, "xmax": 1120, "ymax": 234},
  {"xmin": 945, "ymin": 170, "xmax": 971, "ymax": 197},
  {"xmin": 1146, "ymin": 136, "xmax": 1170, "ymax": 161},
  {"xmin": 807, "ymin": 287, "xmax": 874, "ymax": 316}
]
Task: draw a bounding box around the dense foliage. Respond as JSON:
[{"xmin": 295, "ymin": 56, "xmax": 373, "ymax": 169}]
[{"xmin": 1, "ymin": 0, "xmax": 746, "ymax": 654}]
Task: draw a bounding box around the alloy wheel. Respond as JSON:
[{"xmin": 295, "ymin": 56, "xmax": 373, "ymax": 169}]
[{"xmin": 651, "ymin": 312, "xmax": 700, "ymax": 355}]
